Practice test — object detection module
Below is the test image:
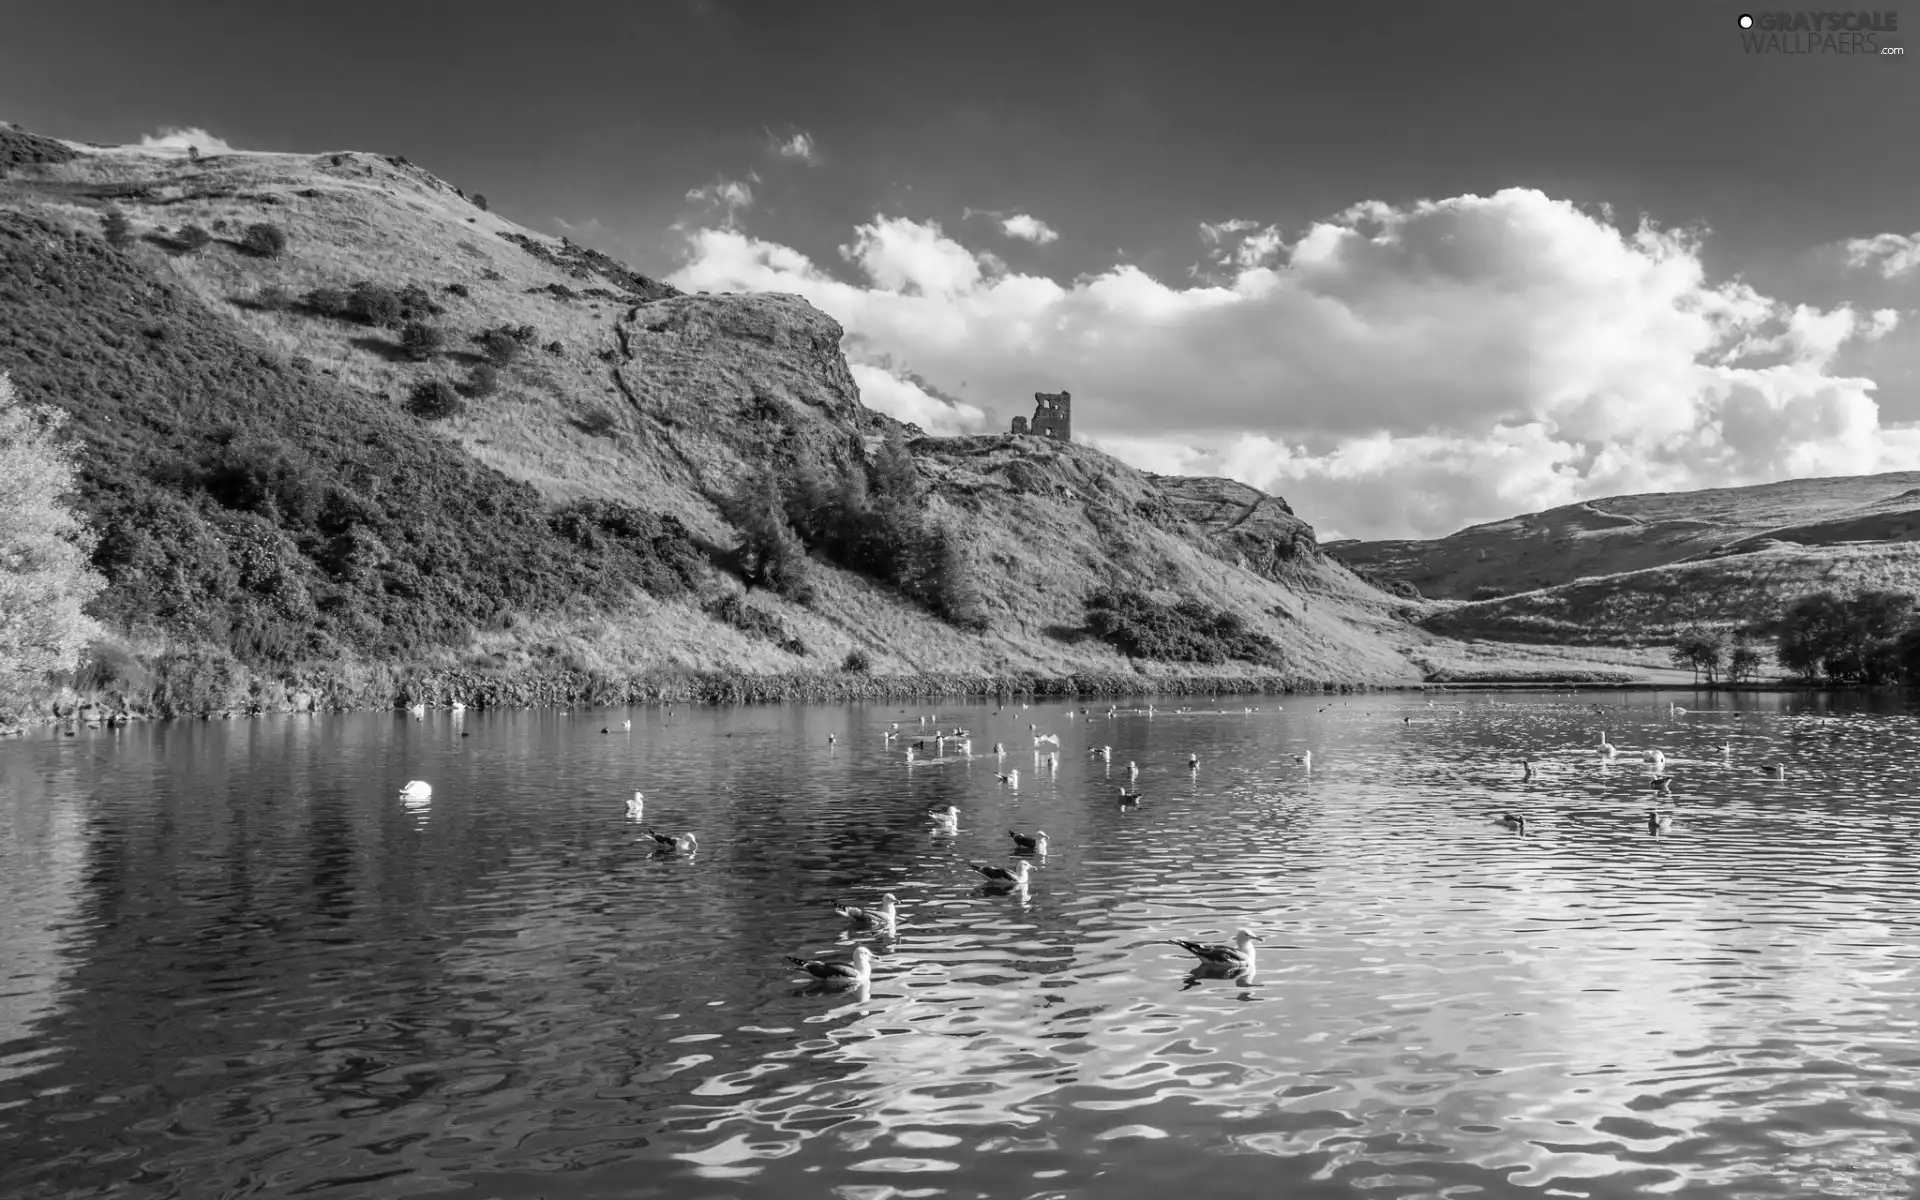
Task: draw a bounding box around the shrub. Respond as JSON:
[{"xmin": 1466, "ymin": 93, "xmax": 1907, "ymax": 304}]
[
  {"xmin": 301, "ymin": 286, "xmax": 349, "ymax": 318},
  {"xmin": 444, "ymin": 282, "xmax": 470, "ymax": 298},
  {"xmin": 0, "ymin": 372, "xmax": 106, "ymax": 700},
  {"xmin": 345, "ymin": 282, "xmax": 402, "ymax": 327},
  {"xmin": 101, "ymin": 208, "xmax": 132, "ymax": 246},
  {"xmin": 719, "ymin": 473, "xmax": 816, "ymax": 604},
  {"xmin": 241, "ymin": 222, "xmax": 288, "ymax": 258},
  {"xmin": 211, "ymin": 218, "xmax": 229, "ymax": 231},
  {"xmin": 472, "ymin": 193, "xmax": 489, "ymax": 212},
  {"xmin": 463, "ymin": 363, "xmax": 499, "ymax": 397},
  {"xmin": 1084, "ymin": 587, "xmax": 1282, "ymax": 665},
  {"xmin": 479, "ymin": 328, "xmax": 521, "ymax": 366},
  {"xmin": 1777, "ymin": 590, "xmax": 1914, "ymax": 683},
  {"xmin": 179, "ymin": 224, "xmax": 212, "ymax": 253},
  {"xmin": 406, "ymin": 378, "xmax": 462, "ymax": 420},
  {"xmin": 843, "ymin": 648, "xmax": 873, "ymax": 673},
  {"xmin": 545, "ymin": 340, "xmax": 564, "ymax": 356},
  {"xmin": 577, "ymin": 407, "xmax": 618, "ymax": 437},
  {"xmin": 400, "ymin": 321, "xmax": 446, "ymax": 361},
  {"xmin": 256, "ymin": 284, "xmax": 291, "ymax": 311}
]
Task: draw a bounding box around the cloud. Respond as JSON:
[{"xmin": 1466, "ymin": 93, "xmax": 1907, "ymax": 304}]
[
  {"xmin": 682, "ymin": 175, "xmax": 757, "ymax": 230},
  {"xmin": 553, "ymin": 216, "xmax": 607, "ymax": 240},
  {"xmin": 669, "ymin": 187, "xmax": 1920, "ymax": 540},
  {"xmin": 848, "ymin": 364, "xmax": 988, "ymax": 434},
  {"xmin": 999, "ymin": 213, "xmax": 1059, "ymax": 245},
  {"xmin": 1844, "ymin": 231, "xmax": 1920, "ymax": 278},
  {"xmin": 136, "ymin": 126, "xmax": 231, "ymax": 154},
  {"xmin": 771, "ymin": 129, "xmax": 819, "ymax": 164}
]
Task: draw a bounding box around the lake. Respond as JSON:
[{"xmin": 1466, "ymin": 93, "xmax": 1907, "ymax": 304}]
[{"xmin": 4, "ymin": 689, "xmax": 1919, "ymax": 1199}]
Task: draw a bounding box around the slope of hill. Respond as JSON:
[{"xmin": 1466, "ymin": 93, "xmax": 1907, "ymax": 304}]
[
  {"xmin": 1327, "ymin": 472, "xmax": 1920, "ymax": 602},
  {"xmin": 8, "ymin": 126, "xmax": 1622, "ymax": 722}
]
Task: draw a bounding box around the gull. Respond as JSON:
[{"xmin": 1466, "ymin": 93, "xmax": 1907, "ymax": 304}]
[
  {"xmin": 997, "ymin": 769, "xmax": 1020, "ymax": 787},
  {"xmin": 1033, "ymin": 734, "xmax": 1059, "ymax": 747},
  {"xmin": 1101, "ymin": 746, "xmax": 1112, "ymax": 760},
  {"xmin": 627, "ymin": 791, "xmax": 645, "ymax": 817},
  {"xmin": 905, "ymin": 745, "xmax": 917, "ymax": 762},
  {"xmin": 834, "ymin": 894, "xmax": 898, "ymax": 933},
  {"xmin": 1521, "ymin": 760, "xmax": 1536, "ymax": 781},
  {"xmin": 646, "ymin": 829, "xmax": 698, "ymax": 854},
  {"xmin": 399, "ymin": 780, "xmax": 432, "ymax": 801},
  {"xmin": 1599, "ymin": 732, "xmax": 1617, "ymax": 759},
  {"xmin": 928, "ymin": 804, "xmax": 959, "ymax": 829},
  {"xmin": 968, "ymin": 860, "xmax": 1032, "ymax": 886},
  {"xmin": 994, "ymin": 742, "xmax": 1006, "ymax": 757},
  {"xmin": 1492, "ymin": 812, "xmax": 1529, "ymax": 833},
  {"xmin": 1118, "ymin": 787, "xmax": 1142, "ymax": 804},
  {"xmin": 787, "ymin": 944, "xmax": 873, "ymax": 984},
  {"xmin": 828, "ymin": 734, "xmax": 837, "ymax": 745},
  {"xmin": 1188, "ymin": 753, "xmax": 1200, "ymax": 770},
  {"xmin": 1650, "ymin": 775, "xmax": 1674, "ymax": 795},
  {"xmin": 1294, "ymin": 752, "xmax": 1313, "ymax": 770},
  {"xmin": 409, "ymin": 703, "xmax": 425, "ymax": 719},
  {"xmin": 1646, "ymin": 750, "xmax": 1666, "ymax": 770},
  {"xmin": 1763, "ymin": 763, "xmax": 1786, "ymax": 780},
  {"xmin": 1164, "ymin": 929, "xmax": 1260, "ymax": 970},
  {"xmin": 451, "ymin": 701, "xmax": 466, "ymax": 713},
  {"xmin": 1647, "ymin": 809, "xmax": 1674, "ymax": 835},
  {"xmin": 622, "ymin": 719, "xmax": 631, "ymax": 731},
  {"xmin": 1669, "ymin": 703, "xmax": 1688, "ymax": 716},
  {"xmin": 1009, "ymin": 830, "xmax": 1049, "ymax": 854},
  {"xmin": 1127, "ymin": 761, "xmax": 1140, "ymax": 778}
]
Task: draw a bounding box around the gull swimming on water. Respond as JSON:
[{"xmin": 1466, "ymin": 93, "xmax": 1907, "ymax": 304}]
[
  {"xmin": 399, "ymin": 780, "xmax": 432, "ymax": 801},
  {"xmin": 1009, "ymin": 830, "xmax": 1049, "ymax": 854},
  {"xmin": 1033, "ymin": 734, "xmax": 1059, "ymax": 747},
  {"xmin": 834, "ymin": 894, "xmax": 899, "ymax": 933},
  {"xmin": 997, "ymin": 769, "xmax": 1020, "ymax": 787},
  {"xmin": 1598, "ymin": 732, "xmax": 1617, "ymax": 759},
  {"xmin": 1650, "ymin": 775, "xmax": 1674, "ymax": 795},
  {"xmin": 1492, "ymin": 812, "xmax": 1529, "ymax": 833},
  {"xmin": 787, "ymin": 944, "xmax": 874, "ymax": 984},
  {"xmin": 968, "ymin": 860, "xmax": 1032, "ymax": 886},
  {"xmin": 1294, "ymin": 752, "xmax": 1313, "ymax": 770},
  {"xmin": 928, "ymin": 804, "xmax": 959, "ymax": 830},
  {"xmin": 1521, "ymin": 760, "xmax": 1536, "ymax": 781},
  {"xmin": 627, "ymin": 791, "xmax": 645, "ymax": 818},
  {"xmin": 1118, "ymin": 787, "xmax": 1142, "ymax": 804},
  {"xmin": 646, "ymin": 829, "xmax": 698, "ymax": 854},
  {"xmin": 1165, "ymin": 929, "xmax": 1261, "ymax": 971},
  {"xmin": 1647, "ymin": 809, "xmax": 1674, "ymax": 835}
]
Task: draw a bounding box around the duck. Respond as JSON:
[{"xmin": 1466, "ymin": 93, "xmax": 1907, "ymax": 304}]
[
  {"xmin": 646, "ymin": 829, "xmax": 698, "ymax": 854},
  {"xmin": 968, "ymin": 860, "xmax": 1033, "ymax": 886},
  {"xmin": 787, "ymin": 944, "xmax": 874, "ymax": 984},
  {"xmin": 834, "ymin": 894, "xmax": 898, "ymax": 932},
  {"xmin": 996, "ymin": 769, "xmax": 1019, "ymax": 787},
  {"xmin": 1009, "ymin": 829, "xmax": 1049, "ymax": 854},
  {"xmin": 1650, "ymin": 775, "xmax": 1674, "ymax": 795},
  {"xmin": 1766, "ymin": 763, "xmax": 1786, "ymax": 780},
  {"xmin": 1647, "ymin": 809, "xmax": 1674, "ymax": 835},
  {"xmin": 1493, "ymin": 812, "xmax": 1528, "ymax": 833},
  {"xmin": 1165, "ymin": 929, "xmax": 1261, "ymax": 970},
  {"xmin": 399, "ymin": 780, "xmax": 432, "ymax": 801},
  {"xmin": 1117, "ymin": 787, "xmax": 1143, "ymax": 804}
]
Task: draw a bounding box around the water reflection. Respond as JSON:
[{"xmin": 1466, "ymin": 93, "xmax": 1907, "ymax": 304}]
[{"xmin": 2, "ymin": 691, "xmax": 1920, "ymax": 1197}]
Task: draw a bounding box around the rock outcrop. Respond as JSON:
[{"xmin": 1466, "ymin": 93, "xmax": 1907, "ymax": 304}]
[{"xmin": 1150, "ymin": 475, "xmax": 1319, "ymax": 580}]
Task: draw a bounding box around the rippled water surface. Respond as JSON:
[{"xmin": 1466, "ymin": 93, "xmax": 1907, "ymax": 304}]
[{"xmin": 5, "ymin": 690, "xmax": 1920, "ymax": 1198}]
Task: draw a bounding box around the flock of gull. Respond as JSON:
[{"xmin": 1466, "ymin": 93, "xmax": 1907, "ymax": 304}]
[{"xmin": 393, "ymin": 696, "xmax": 1785, "ymax": 991}]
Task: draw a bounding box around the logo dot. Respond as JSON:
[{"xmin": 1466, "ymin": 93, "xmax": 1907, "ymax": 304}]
[{"xmin": 1738, "ymin": 12, "xmax": 1753, "ymax": 27}]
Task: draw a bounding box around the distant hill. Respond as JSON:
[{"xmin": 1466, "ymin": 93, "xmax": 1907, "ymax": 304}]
[
  {"xmin": 1326, "ymin": 474, "xmax": 1920, "ymax": 645},
  {"xmin": 7, "ymin": 124, "xmax": 1546, "ymax": 719}
]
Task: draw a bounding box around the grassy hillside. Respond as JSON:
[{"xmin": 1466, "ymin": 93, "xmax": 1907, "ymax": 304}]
[{"xmin": 1328, "ymin": 473, "xmax": 1920, "ymax": 602}]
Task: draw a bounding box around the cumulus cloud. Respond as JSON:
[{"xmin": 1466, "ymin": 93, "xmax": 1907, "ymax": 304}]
[
  {"xmin": 771, "ymin": 129, "xmax": 819, "ymax": 164},
  {"xmin": 999, "ymin": 213, "xmax": 1059, "ymax": 244},
  {"xmin": 1845, "ymin": 231, "xmax": 1920, "ymax": 278},
  {"xmin": 137, "ymin": 126, "xmax": 232, "ymax": 154},
  {"xmin": 669, "ymin": 187, "xmax": 1920, "ymax": 540},
  {"xmin": 683, "ymin": 175, "xmax": 757, "ymax": 230}
]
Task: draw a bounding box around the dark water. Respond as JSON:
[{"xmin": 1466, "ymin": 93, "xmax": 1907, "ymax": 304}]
[{"xmin": 4, "ymin": 690, "xmax": 1920, "ymax": 1199}]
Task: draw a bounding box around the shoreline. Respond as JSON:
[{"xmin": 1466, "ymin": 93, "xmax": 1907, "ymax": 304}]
[{"xmin": 0, "ymin": 664, "xmax": 1882, "ymax": 737}]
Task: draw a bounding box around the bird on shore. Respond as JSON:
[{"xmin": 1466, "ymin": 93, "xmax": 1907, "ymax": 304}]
[
  {"xmin": 968, "ymin": 860, "xmax": 1033, "ymax": 886},
  {"xmin": 1493, "ymin": 812, "xmax": 1529, "ymax": 833},
  {"xmin": 1009, "ymin": 830, "xmax": 1049, "ymax": 855},
  {"xmin": 834, "ymin": 894, "xmax": 898, "ymax": 933},
  {"xmin": 787, "ymin": 944, "xmax": 873, "ymax": 985},
  {"xmin": 997, "ymin": 769, "xmax": 1020, "ymax": 787},
  {"xmin": 1165, "ymin": 929, "xmax": 1261, "ymax": 970},
  {"xmin": 399, "ymin": 780, "xmax": 432, "ymax": 801},
  {"xmin": 1647, "ymin": 809, "xmax": 1674, "ymax": 835},
  {"xmin": 646, "ymin": 829, "xmax": 698, "ymax": 854}
]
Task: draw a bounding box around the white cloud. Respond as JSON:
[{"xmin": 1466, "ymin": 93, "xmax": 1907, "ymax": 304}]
[
  {"xmin": 669, "ymin": 187, "xmax": 1920, "ymax": 540},
  {"xmin": 773, "ymin": 130, "xmax": 819, "ymax": 164},
  {"xmin": 682, "ymin": 175, "xmax": 756, "ymax": 230},
  {"xmin": 999, "ymin": 213, "xmax": 1059, "ymax": 245},
  {"xmin": 136, "ymin": 126, "xmax": 231, "ymax": 154},
  {"xmin": 848, "ymin": 364, "xmax": 987, "ymax": 435},
  {"xmin": 1844, "ymin": 231, "xmax": 1920, "ymax": 278}
]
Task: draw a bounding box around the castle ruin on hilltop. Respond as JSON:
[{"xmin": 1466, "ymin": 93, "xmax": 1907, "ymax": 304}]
[{"xmin": 1009, "ymin": 391, "xmax": 1071, "ymax": 440}]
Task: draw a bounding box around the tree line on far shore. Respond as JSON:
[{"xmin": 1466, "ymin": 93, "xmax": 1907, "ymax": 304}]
[{"xmin": 1670, "ymin": 589, "xmax": 1920, "ymax": 686}]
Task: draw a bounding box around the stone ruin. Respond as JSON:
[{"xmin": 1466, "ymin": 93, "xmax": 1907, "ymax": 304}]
[{"xmin": 1010, "ymin": 390, "xmax": 1071, "ymax": 440}]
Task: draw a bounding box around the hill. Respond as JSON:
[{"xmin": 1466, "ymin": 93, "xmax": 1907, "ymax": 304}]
[
  {"xmin": 1326, "ymin": 474, "xmax": 1920, "ymax": 647},
  {"xmin": 8, "ymin": 124, "xmax": 1616, "ymax": 722}
]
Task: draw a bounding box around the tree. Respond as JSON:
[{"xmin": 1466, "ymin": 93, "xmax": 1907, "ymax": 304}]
[
  {"xmin": 400, "ymin": 321, "xmax": 446, "ymax": 362},
  {"xmin": 1727, "ymin": 637, "xmax": 1764, "ymax": 684},
  {"xmin": 0, "ymin": 372, "xmax": 106, "ymax": 702},
  {"xmin": 720, "ymin": 474, "xmax": 815, "ymax": 604},
  {"xmin": 1669, "ymin": 627, "xmax": 1727, "ymax": 684},
  {"xmin": 241, "ymin": 222, "xmax": 288, "ymax": 258},
  {"xmin": 1776, "ymin": 592, "xmax": 1850, "ymax": 680}
]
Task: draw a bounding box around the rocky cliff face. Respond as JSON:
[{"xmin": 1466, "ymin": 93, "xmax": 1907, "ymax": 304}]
[{"xmin": 1149, "ymin": 475, "xmax": 1320, "ymax": 580}]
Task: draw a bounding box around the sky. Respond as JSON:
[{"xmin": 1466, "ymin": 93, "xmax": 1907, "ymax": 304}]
[{"xmin": 4, "ymin": 0, "xmax": 1917, "ymax": 541}]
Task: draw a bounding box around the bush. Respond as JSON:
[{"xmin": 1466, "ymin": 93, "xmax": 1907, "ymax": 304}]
[
  {"xmin": 444, "ymin": 282, "xmax": 470, "ymax": 298},
  {"xmin": 101, "ymin": 208, "xmax": 131, "ymax": 246},
  {"xmin": 179, "ymin": 224, "xmax": 212, "ymax": 253},
  {"xmin": 0, "ymin": 371, "xmax": 106, "ymax": 698},
  {"xmin": 577, "ymin": 407, "xmax": 618, "ymax": 437},
  {"xmin": 345, "ymin": 282, "xmax": 402, "ymax": 327},
  {"xmin": 406, "ymin": 378, "xmax": 462, "ymax": 420},
  {"xmin": 301, "ymin": 286, "xmax": 349, "ymax": 318},
  {"xmin": 1777, "ymin": 590, "xmax": 1914, "ymax": 683},
  {"xmin": 400, "ymin": 321, "xmax": 445, "ymax": 361},
  {"xmin": 843, "ymin": 648, "xmax": 873, "ymax": 673},
  {"xmin": 479, "ymin": 328, "xmax": 521, "ymax": 365},
  {"xmin": 241, "ymin": 222, "xmax": 288, "ymax": 258},
  {"xmin": 472, "ymin": 193, "xmax": 489, "ymax": 212},
  {"xmin": 256, "ymin": 284, "xmax": 291, "ymax": 311},
  {"xmin": 1084, "ymin": 587, "xmax": 1282, "ymax": 665},
  {"xmin": 719, "ymin": 473, "xmax": 816, "ymax": 604},
  {"xmin": 545, "ymin": 339, "xmax": 564, "ymax": 356},
  {"xmin": 463, "ymin": 363, "xmax": 499, "ymax": 397}
]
